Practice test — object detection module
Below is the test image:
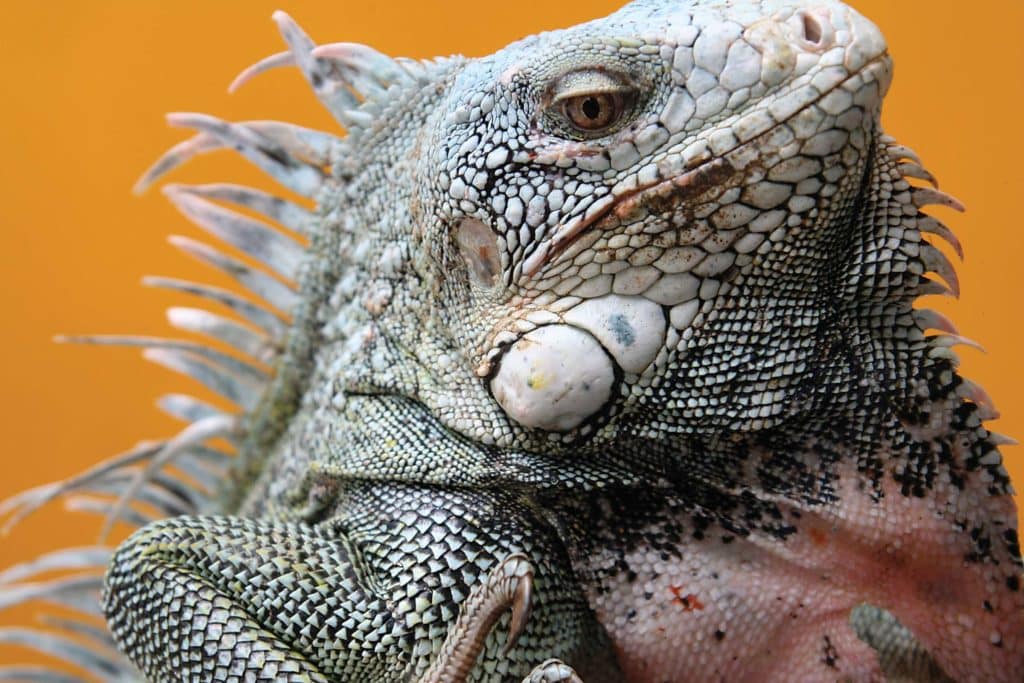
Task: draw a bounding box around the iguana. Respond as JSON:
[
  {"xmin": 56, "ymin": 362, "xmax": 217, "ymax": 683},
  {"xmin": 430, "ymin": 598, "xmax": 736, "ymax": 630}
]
[{"xmin": 1, "ymin": 0, "xmax": 1021, "ymax": 681}]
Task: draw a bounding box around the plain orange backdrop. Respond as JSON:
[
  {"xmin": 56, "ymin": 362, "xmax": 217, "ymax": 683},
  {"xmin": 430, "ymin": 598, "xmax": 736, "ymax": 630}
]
[{"xmin": 1, "ymin": 0, "xmax": 1022, "ymax": 672}]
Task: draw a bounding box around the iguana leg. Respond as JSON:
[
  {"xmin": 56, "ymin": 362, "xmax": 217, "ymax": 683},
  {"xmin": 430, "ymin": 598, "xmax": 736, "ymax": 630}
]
[
  {"xmin": 104, "ymin": 482, "xmax": 622, "ymax": 682},
  {"xmin": 103, "ymin": 515, "xmax": 399, "ymax": 681}
]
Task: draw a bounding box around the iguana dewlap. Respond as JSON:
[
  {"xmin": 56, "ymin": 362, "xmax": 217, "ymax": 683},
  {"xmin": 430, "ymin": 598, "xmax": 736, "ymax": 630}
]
[{"xmin": 0, "ymin": 1, "xmax": 1021, "ymax": 682}]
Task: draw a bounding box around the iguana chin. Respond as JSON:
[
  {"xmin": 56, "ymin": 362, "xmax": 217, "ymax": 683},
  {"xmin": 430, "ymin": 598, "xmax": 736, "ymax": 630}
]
[{"xmin": 0, "ymin": 0, "xmax": 1021, "ymax": 681}]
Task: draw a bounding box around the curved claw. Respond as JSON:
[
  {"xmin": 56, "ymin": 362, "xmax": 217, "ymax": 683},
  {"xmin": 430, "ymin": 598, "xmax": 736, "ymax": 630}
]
[
  {"xmin": 504, "ymin": 558, "xmax": 534, "ymax": 654},
  {"xmin": 419, "ymin": 551, "xmax": 537, "ymax": 683}
]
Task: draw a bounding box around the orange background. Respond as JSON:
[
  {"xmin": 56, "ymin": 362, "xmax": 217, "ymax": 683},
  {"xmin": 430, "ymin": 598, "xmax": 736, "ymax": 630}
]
[{"xmin": 1, "ymin": 0, "xmax": 1022, "ymax": 670}]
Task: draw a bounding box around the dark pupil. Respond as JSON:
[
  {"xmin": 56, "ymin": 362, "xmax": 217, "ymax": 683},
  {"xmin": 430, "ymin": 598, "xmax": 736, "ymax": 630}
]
[{"xmin": 581, "ymin": 96, "xmax": 602, "ymax": 120}]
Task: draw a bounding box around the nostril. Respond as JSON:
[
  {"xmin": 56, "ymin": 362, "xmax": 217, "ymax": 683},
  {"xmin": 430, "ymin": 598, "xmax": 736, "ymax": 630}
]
[{"xmin": 801, "ymin": 12, "xmax": 823, "ymax": 45}]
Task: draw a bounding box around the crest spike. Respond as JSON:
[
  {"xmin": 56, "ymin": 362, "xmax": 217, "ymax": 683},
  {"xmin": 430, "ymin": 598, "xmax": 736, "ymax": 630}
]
[
  {"xmin": 228, "ymin": 50, "xmax": 294, "ymax": 93},
  {"xmin": 163, "ymin": 184, "xmax": 305, "ymax": 281}
]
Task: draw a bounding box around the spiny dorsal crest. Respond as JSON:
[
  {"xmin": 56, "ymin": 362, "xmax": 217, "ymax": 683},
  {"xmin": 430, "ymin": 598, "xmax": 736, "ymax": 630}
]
[{"xmin": 0, "ymin": 12, "xmax": 450, "ymax": 678}]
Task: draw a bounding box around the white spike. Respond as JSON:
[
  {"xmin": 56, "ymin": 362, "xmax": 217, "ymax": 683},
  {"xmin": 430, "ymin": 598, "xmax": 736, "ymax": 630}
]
[
  {"xmin": 24, "ymin": 583, "xmax": 104, "ymax": 616},
  {"xmin": 228, "ymin": 50, "xmax": 294, "ymax": 93},
  {"xmin": 919, "ymin": 244, "xmax": 960, "ymax": 298},
  {"xmin": 912, "ymin": 308, "xmax": 960, "ymax": 336},
  {"xmin": 0, "ymin": 666, "xmax": 89, "ymax": 682},
  {"xmin": 930, "ymin": 334, "xmax": 985, "ymax": 353},
  {"xmin": 142, "ymin": 276, "xmax": 287, "ymax": 338},
  {"xmin": 157, "ymin": 393, "xmax": 229, "ymax": 425},
  {"xmin": 960, "ymin": 378, "xmax": 1000, "ymax": 421},
  {"xmin": 168, "ymin": 448, "xmax": 229, "ymax": 495},
  {"xmin": 44, "ymin": 470, "xmax": 199, "ymax": 520},
  {"xmin": 167, "ymin": 236, "xmax": 302, "ymax": 315},
  {"xmin": 897, "ymin": 162, "xmax": 937, "ymax": 187},
  {"xmin": 179, "ymin": 183, "xmax": 313, "ymax": 236},
  {"xmin": 100, "ymin": 415, "xmax": 237, "ymax": 540},
  {"xmin": 989, "ymin": 432, "xmax": 1019, "ymax": 447},
  {"xmin": 0, "ymin": 548, "xmax": 111, "ymax": 586},
  {"xmin": 0, "ymin": 629, "xmax": 125, "ymax": 679},
  {"xmin": 69, "ymin": 474, "xmax": 201, "ymax": 521},
  {"xmin": 917, "ymin": 215, "xmax": 964, "ymax": 260},
  {"xmin": 164, "ymin": 184, "xmax": 305, "ymax": 280},
  {"xmin": 0, "ymin": 575, "xmax": 105, "ymax": 612},
  {"xmin": 133, "ymin": 132, "xmax": 220, "ymax": 195},
  {"xmin": 58, "ymin": 335, "xmax": 268, "ymax": 387},
  {"xmin": 270, "ymin": 11, "xmax": 364, "ymax": 128},
  {"xmin": 175, "ymin": 446, "xmax": 234, "ymax": 494},
  {"xmin": 0, "ymin": 441, "xmax": 163, "ymax": 534},
  {"xmin": 166, "ymin": 112, "xmax": 326, "ymax": 196},
  {"xmin": 63, "ymin": 496, "xmax": 155, "ymax": 528},
  {"xmin": 913, "ymin": 279, "xmax": 954, "ymax": 298},
  {"xmin": 912, "ymin": 187, "xmax": 965, "ymax": 212},
  {"xmin": 143, "ymin": 347, "xmax": 264, "ymax": 411},
  {"xmin": 245, "ymin": 121, "xmax": 338, "ymax": 167},
  {"xmin": 886, "ymin": 143, "xmax": 922, "ymax": 165},
  {"xmin": 167, "ymin": 307, "xmax": 275, "ymax": 362},
  {"xmin": 37, "ymin": 615, "xmax": 117, "ymax": 650},
  {"xmin": 310, "ymin": 42, "xmax": 415, "ymax": 98}
]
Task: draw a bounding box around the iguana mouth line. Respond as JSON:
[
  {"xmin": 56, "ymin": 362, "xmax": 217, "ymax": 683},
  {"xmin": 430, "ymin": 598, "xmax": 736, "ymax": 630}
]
[{"xmin": 525, "ymin": 52, "xmax": 891, "ymax": 280}]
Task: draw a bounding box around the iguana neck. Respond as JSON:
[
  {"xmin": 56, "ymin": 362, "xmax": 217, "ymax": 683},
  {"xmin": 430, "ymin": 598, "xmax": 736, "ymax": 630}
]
[{"xmin": 219, "ymin": 61, "xmax": 470, "ymax": 513}]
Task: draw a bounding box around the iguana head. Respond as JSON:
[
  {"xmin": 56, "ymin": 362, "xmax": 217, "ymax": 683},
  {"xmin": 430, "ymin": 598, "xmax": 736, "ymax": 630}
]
[{"xmin": 323, "ymin": 0, "xmax": 895, "ymax": 453}]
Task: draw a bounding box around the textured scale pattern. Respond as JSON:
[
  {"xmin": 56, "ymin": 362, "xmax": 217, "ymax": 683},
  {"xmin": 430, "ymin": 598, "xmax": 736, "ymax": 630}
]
[{"xmin": 1, "ymin": 1, "xmax": 1021, "ymax": 682}]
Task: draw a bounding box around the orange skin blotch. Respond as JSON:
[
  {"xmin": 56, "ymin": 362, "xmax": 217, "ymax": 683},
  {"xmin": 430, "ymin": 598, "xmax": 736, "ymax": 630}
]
[
  {"xmin": 669, "ymin": 585, "xmax": 705, "ymax": 611},
  {"xmin": 807, "ymin": 527, "xmax": 829, "ymax": 547}
]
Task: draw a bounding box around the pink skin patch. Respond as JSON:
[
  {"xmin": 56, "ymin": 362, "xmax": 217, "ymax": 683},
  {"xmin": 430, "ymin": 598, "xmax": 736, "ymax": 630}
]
[{"xmin": 586, "ymin": 462, "xmax": 1022, "ymax": 683}]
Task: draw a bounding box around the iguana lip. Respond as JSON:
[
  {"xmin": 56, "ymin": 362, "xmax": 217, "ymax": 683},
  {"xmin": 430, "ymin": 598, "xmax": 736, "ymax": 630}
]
[
  {"xmin": 521, "ymin": 156, "xmax": 736, "ymax": 279},
  {"xmin": 523, "ymin": 52, "xmax": 891, "ymax": 280}
]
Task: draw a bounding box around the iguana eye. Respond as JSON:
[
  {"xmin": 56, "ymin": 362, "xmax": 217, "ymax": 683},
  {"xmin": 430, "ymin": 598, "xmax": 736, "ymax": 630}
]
[
  {"xmin": 548, "ymin": 69, "xmax": 637, "ymax": 137},
  {"xmin": 561, "ymin": 92, "xmax": 625, "ymax": 132}
]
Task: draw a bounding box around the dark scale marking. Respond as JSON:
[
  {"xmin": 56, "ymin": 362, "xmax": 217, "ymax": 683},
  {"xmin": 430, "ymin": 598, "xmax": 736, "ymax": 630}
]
[
  {"xmin": 607, "ymin": 313, "xmax": 636, "ymax": 347},
  {"xmin": 822, "ymin": 635, "xmax": 839, "ymax": 669}
]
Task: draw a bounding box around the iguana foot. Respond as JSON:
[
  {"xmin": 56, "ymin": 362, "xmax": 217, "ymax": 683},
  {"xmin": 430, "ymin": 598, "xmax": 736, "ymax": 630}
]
[
  {"xmin": 419, "ymin": 552, "xmax": 534, "ymax": 682},
  {"xmin": 104, "ymin": 484, "xmax": 618, "ymax": 682},
  {"xmin": 522, "ymin": 659, "xmax": 584, "ymax": 683}
]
